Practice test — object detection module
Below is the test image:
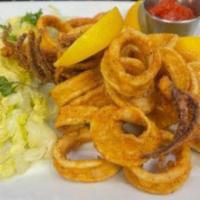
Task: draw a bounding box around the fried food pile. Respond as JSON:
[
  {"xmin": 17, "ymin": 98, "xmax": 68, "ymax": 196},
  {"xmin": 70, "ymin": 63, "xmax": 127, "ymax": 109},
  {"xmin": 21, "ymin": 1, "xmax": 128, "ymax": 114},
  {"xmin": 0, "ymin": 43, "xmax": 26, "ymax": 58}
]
[
  {"xmin": 1, "ymin": 13, "xmax": 103, "ymax": 82},
  {"xmin": 1, "ymin": 9, "xmax": 200, "ymax": 195},
  {"xmin": 51, "ymin": 27, "xmax": 200, "ymax": 195}
]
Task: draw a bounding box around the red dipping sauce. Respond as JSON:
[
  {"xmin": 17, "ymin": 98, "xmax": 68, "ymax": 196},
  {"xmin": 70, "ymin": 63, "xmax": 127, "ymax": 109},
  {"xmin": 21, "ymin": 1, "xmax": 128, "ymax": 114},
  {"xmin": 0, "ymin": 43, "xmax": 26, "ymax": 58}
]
[{"xmin": 148, "ymin": 0, "xmax": 196, "ymax": 21}]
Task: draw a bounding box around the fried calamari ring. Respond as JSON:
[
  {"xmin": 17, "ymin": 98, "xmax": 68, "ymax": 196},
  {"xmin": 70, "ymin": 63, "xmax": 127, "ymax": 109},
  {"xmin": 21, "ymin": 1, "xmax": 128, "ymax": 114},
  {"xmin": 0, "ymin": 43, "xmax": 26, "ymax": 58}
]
[
  {"xmin": 54, "ymin": 67, "xmax": 85, "ymax": 83},
  {"xmin": 159, "ymin": 48, "xmax": 190, "ymax": 91},
  {"xmin": 188, "ymin": 62, "xmax": 200, "ymax": 96},
  {"xmin": 54, "ymin": 104, "xmax": 119, "ymax": 182},
  {"xmin": 59, "ymin": 124, "xmax": 86, "ymax": 136},
  {"xmin": 120, "ymin": 44, "xmax": 147, "ymax": 73},
  {"xmin": 37, "ymin": 15, "xmax": 97, "ymax": 58},
  {"xmin": 70, "ymin": 85, "xmax": 113, "ymax": 108},
  {"xmin": 39, "ymin": 29, "xmax": 59, "ymax": 55},
  {"xmin": 149, "ymin": 33, "xmax": 178, "ymax": 49},
  {"xmin": 187, "ymin": 65, "xmax": 200, "ymax": 96},
  {"xmin": 62, "ymin": 51, "xmax": 102, "ymax": 70},
  {"xmin": 37, "ymin": 15, "xmax": 72, "ymax": 54},
  {"xmin": 55, "ymin": 105, "xmax": 98, "ymax": 128},
  {"xmin": 148, "ymin": 47, "xmax": 191, "ymax": 128},
  {"xmin": 124, "ymin": 145, "xmax": 191, "ymax": 194},
  {"xmin": 148, "ymin": 92, "xmax": 177, "ymax": 128},
  {"xmin": 56, "ymin": 12, "xmax": 104, "ymax": 50},
  {"xmin": 67, "ymin": 18, "xmax": 95, "ymax": 28},
  {"xmin": 191, "ymin": 139, "xmax": 200, "ymax": 153},
  {"xmin": 105, "ymin": 82, "xmax": 155, "ymax": 113},
  {"xmin": 54, "ymin": 56, "xmax": 97, "ymax": 82},
  {"xmin": 189, "ymin": 62, "xmax": 200, "ymax": 150},
  {"xmin": 37, "ymin": 15, "xmax": 72, "ymax": 32},
  {"xmin": 148, "ymin": 76, "xmax": 178, "ymax": 129},
  {"xmin": 51, "ymin": 70, "xmax": 102, "ymax": 106},
  {"xmin": 56, "ymin": 105, "xmax": 97, "ymax": 136},
  {"xmin": 158, "ymin": 76, "xmax": 173, "ymax": 100},
  {"xmin": 91, "ymin": 106, "xmax": 162, "ymax": 167},
  {"xmin": 56, "ymin": 13, "xmax": 103, "ymax": 55},
  {"xmin": 53, "ymin": 129, "xmax": 120, "ymax": 182},
  {"xmin": 146, "ymin": 86, "xmax": 200, "ymax": 158},
  {"xmin": 188, "ymin": 62, "xmax": 200, "ymax": 150},
  {"xmin": 57, "ymin": 24, "xmax": 91, "ymax": 50},
  {"xmin": 101, "ymin": 28, "xmax": 161, "ymax": 97},
  {"xmin": 54, "ymin": 51, "xmax": 103, "ymax": 83},
  {"xmin": 65, "ymin": 12, "xmax": 104, "ymax": 28}
]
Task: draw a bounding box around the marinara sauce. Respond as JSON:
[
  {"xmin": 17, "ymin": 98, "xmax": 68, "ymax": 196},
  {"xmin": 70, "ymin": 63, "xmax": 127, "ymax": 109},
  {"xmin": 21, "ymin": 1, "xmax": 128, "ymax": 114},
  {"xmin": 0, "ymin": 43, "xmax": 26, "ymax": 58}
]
[{"xmin": 148, "ymin": 0, "xmax": 196, "ymax": 21}]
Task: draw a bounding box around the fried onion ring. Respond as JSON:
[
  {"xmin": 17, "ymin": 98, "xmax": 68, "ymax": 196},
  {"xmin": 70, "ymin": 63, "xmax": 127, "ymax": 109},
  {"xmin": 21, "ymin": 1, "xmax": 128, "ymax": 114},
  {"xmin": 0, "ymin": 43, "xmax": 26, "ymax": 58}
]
[
  {"xmin": 53, "ymin": 129, "xmax": 120, "ymax": 182},
  {"xmin": 91, "ymin": 106, "xmax": 162, "ymax": 167}
]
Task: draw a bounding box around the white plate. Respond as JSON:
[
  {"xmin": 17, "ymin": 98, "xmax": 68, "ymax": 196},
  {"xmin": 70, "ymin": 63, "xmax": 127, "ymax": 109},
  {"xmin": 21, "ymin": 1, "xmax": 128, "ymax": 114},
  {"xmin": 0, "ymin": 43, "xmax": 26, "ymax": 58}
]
[{"xmin": 0, "ymin": 1, "xmax": 200, "ymax": 200}]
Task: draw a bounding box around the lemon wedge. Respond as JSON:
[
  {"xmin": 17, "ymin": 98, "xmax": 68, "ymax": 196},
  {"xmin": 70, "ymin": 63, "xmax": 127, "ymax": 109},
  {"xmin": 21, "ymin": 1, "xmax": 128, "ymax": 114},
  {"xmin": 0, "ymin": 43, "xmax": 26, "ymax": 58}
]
[
  {"xmin": 175, "ymin": 37, "xmax": 200, "ymax": 59},
  {"xmin": 55, "ymin": 7, "xmax": 123, "ymax": 68},
  {"xmin": 124, "ymin": 1, "xmax": 142, "ymax": 31}
]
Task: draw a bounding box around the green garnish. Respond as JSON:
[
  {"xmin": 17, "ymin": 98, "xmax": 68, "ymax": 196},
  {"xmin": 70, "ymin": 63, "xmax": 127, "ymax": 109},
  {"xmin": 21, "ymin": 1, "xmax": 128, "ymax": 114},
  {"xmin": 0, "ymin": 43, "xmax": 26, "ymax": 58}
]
[
  {"xmin": 0, "ymin": 24, "xmax": 7, "ymax": 30},
  {"xmin": 0, "ymin": 24, "xmax": 17, "ymax": 42},
  {"xmin": 0, "ymin": 76, "xmax": 16, "ymax": 97},
  {"xmin": 21, "ymin": 9, "xmax": 43, "ymax": 26},
  {"xmin": 7, "ymin": 34, "xmax": 17, "ymax": 43}
]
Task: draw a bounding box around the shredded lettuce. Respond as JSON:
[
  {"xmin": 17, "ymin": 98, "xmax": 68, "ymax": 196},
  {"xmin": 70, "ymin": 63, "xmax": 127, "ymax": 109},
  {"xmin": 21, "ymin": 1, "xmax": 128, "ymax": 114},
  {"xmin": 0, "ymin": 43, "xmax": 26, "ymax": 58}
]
[
  {"xmin": 0, "ymin": 55, "xmax": 30, "ymax": 83},
  {"xmin": 7, "ymin": 17, "xmax": 35, "ymax": 38},
  {"xmin": 0, "ymin": 158, "xmax": 16, "ymax": 179},
  {"xmin": 0, "ymin": 53, "xmax": 57, "ymax": 179}
]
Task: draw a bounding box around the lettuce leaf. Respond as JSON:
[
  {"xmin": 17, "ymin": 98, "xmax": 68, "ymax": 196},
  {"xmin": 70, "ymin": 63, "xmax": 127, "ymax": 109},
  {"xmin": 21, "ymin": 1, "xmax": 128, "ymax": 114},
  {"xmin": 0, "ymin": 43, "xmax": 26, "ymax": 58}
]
[{"xmin": 0, "ymin": 48, "xmax": 57, "ymax": 179}]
